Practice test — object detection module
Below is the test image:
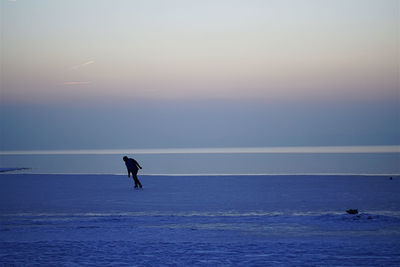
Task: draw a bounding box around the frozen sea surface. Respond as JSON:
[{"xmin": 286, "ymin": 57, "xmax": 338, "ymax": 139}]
[{"xmin": 1, "ymin": 174, "xmax": 400, "ymax": 266}]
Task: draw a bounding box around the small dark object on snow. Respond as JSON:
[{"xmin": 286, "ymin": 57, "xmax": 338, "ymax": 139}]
[
  {"xmin": 390, "ymin": 177, "xmax": 393, "ymax": 180},
  {"xmin": 346, "ymin": 209, "xmax": 358, "ymax": 215}
]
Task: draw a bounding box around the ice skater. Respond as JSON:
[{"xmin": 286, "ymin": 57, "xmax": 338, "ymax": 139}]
[{"xmin": 123, "ymin": 156, "xmax": 143, "ymax": 189}]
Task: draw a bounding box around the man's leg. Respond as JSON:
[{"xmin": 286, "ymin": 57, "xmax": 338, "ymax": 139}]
[
  {"xmin": 132, "ymin": 176, "xmax": 138, "ymax": 188},
  {"xmin": 133, "ymin": 175, "xmax": 142, "ymax": 188},
  {"xmin": 135, "ymin": 175, "xmax": 142, "ymax": 188},
  {"xmin": 132, "ymin": 170, "xmax": 142, "ymax": 188},
  {"xmin": 133, "ymin": 170, "xmax": 140, "ymax": 188}
]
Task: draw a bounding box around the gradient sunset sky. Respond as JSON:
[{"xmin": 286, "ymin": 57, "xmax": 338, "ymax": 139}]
[{"xmin": 1, "ymin": 0, "xmax": 399, "ymax": 150}]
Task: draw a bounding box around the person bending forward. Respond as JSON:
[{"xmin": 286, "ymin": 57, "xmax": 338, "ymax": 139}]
[{"xmin": 123, "ymin": 156, "xmax": 143, "ymax": 188}]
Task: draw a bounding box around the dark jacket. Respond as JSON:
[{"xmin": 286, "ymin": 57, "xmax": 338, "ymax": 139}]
[{"xmin": 125, "ymin": 158, "xmax": 142, "ymax": 172}]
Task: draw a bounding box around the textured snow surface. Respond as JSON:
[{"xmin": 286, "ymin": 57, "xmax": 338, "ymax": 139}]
[{"xmin": 1, "ymin": 174, "xmax": 399, "ymax": 266}]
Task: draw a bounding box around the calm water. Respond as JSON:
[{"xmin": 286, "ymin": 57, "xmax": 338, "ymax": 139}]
[{"xmin": 1, "ymin": 146, "xmax": 399, "ymax": 175}]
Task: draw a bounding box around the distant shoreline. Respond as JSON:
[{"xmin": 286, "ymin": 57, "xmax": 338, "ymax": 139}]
[{"xmin": 0, "ymin": 168, "xmax": 31, "ymax": 173}]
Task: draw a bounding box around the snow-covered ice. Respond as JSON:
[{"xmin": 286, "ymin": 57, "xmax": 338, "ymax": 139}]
[{"xmin": 1, "ymin": 174, "xmax": 399, "ymax": 265}]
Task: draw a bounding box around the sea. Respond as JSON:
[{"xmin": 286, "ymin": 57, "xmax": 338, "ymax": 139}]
[{"xmin": 1, "ymin": 146, "xmax": 399, "ymax": 175}]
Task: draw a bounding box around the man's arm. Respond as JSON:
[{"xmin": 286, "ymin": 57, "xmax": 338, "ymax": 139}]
[{"xmin": 132, "ymin": 159, "xmax": 142, "ymax": 169}]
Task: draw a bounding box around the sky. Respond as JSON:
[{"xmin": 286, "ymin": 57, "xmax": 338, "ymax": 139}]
[{"xmin": 1, "ymin": 0, "xmax": 399, "ymax": 150}]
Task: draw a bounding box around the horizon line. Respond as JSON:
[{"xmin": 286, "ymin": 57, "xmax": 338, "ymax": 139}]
[
  {"xmin": 1, "ymin": 172, "xmax": 399, "ymax": 177},
  {"xmin": 0, "ymin": 145, "xmax": 399, "ymax": 155}
]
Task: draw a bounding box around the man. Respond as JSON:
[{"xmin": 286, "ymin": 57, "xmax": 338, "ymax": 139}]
[{"xmin": 123, "ymin": 156, "xmax": 143, "ymax": 188}]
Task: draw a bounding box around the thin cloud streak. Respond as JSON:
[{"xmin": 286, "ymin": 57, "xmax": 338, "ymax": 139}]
[{"xmin": 71, "ymin": 60, "xmax": 95, "ymax": 70}]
